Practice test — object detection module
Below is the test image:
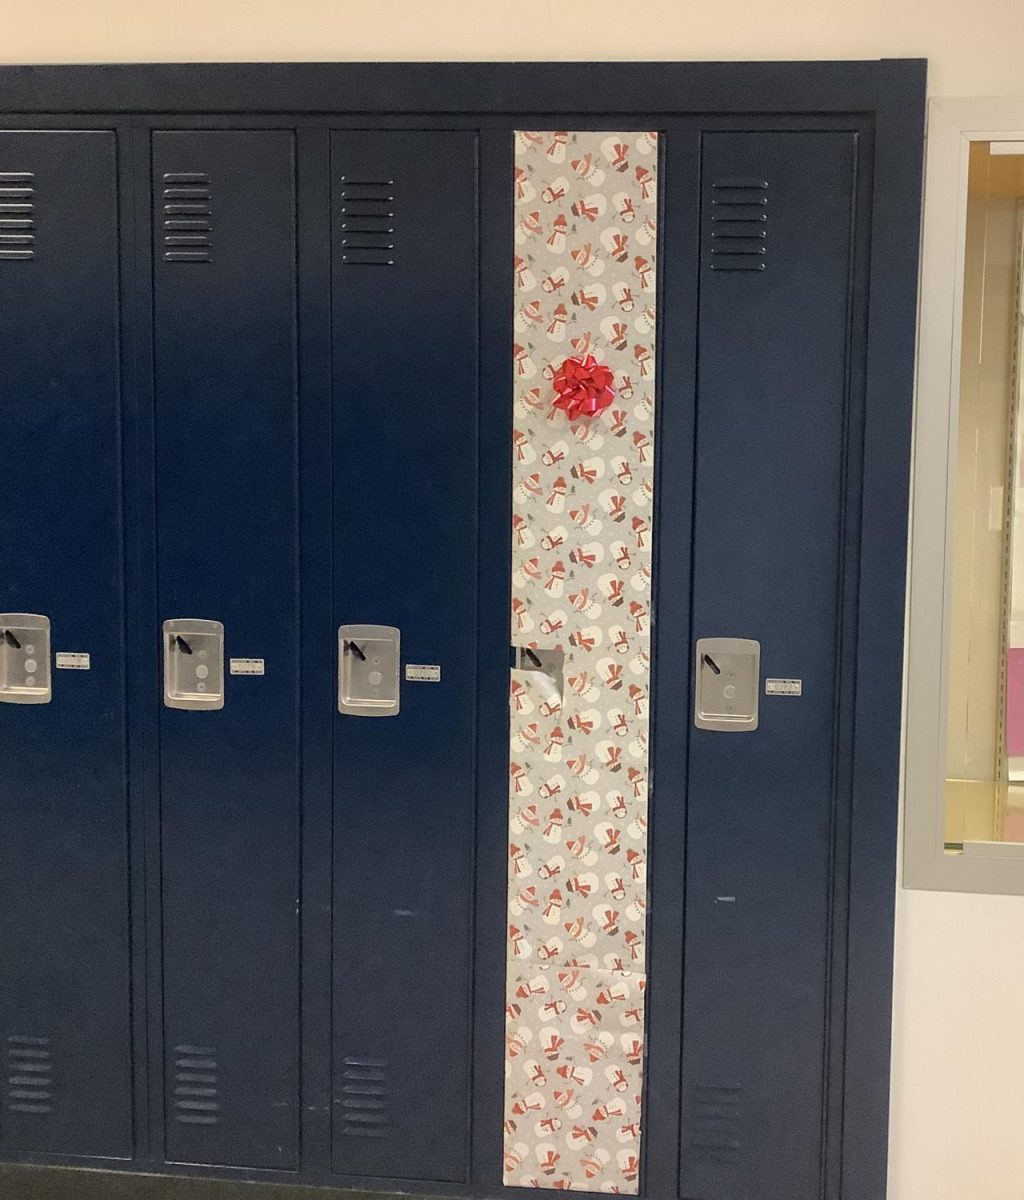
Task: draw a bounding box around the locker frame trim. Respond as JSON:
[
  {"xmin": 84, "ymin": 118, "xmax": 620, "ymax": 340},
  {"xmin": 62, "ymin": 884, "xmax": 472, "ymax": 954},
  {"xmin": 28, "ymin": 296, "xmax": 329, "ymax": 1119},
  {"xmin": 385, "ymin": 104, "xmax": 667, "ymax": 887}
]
[{"xmin": 0, "ymin": 57, "xmax": 926, "ymax": 1200}]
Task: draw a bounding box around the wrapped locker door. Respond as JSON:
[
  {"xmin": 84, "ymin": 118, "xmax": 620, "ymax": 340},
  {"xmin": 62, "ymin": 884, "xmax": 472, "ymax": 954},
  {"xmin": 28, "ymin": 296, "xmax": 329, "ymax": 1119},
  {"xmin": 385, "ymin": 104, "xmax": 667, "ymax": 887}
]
[
  {"xmin": 151, "ymin": 130, "xmax": 301, "ymax": 1170},
  {"xmin": 0, "ymin": 130, "xmax": 132, "ymax": 1158}
]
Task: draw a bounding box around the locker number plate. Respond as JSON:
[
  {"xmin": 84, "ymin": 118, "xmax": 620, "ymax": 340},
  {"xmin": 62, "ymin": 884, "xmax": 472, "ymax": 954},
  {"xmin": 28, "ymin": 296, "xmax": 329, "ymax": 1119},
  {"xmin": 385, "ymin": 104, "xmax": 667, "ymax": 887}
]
[
  {"xmin": 765, "ymin": 678, "xmax": 802, "ymax": 696},
  {"xmin": 230, "ymin": 658, "xmax": 265, "ymax": 676},
  {"xmin": 56, "ymin": 652, "xmax": 91, "ymax": 670},
  {"xmin": 405, "ymin": 664, "xmax": 441, "ymax": 682}
]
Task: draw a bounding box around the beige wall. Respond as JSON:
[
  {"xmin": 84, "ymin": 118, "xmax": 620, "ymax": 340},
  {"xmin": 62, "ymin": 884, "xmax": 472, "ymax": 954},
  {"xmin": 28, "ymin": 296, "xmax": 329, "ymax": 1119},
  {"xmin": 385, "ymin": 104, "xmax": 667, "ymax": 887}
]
[
  {"xmin": 898, "ymin": 127, "xmax": 1024, "ymax": 1200},
  {"xmin": 890, "ymin": 887, "xmax": 1024, "ymax": 1200},
  {"xmin": 4, "ymin": 4, "xmax": 1024, "ymax": 1198},
  {"xmin": 0, "ymin": 0, "xmax": 1018, "ymax": 97}
]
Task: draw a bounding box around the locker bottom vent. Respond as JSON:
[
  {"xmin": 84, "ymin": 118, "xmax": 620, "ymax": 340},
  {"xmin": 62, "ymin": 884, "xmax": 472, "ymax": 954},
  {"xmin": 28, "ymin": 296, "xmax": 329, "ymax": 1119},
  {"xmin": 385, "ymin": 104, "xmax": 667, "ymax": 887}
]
[
  {"xmin": 172, "ymin": 1044, "xmax": 221, "ymax": 1126},
  {"xmin": 689, "ymin": 1082, "xmax": 741, "ymax": 1163},
  {"xmin": 339, "ymin": 1056, "xmax": 388, "ymax": 1139},
  {"xmin": 5, "ymin": 1035, "xmax": 53, "ymax": 1115}
]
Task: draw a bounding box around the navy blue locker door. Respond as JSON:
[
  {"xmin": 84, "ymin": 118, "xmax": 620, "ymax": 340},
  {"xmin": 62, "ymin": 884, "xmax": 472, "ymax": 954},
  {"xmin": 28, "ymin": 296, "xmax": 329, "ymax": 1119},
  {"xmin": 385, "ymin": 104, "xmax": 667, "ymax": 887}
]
[
  {"xmin": 330, "ymin": 131, "xmax": 478, "ymax": 1182},
  {"xmin": 679, "ymin": 132, "xmax": 856, "ymax": 1199},
  {"xmin": 151, "ymin": 131, "xmax": 300, "ymax": 1170},
  {"xmin": 0, "ymin": 131, "xmax": 131, "ymax": 1158}
]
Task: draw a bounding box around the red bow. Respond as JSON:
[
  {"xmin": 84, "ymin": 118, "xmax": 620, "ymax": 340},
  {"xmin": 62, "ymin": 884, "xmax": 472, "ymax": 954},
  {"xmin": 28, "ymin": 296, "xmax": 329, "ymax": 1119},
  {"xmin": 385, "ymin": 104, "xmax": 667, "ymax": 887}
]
[{"xmin": 551, "ymin": 354, "xmax": 615, "ymax": 420}]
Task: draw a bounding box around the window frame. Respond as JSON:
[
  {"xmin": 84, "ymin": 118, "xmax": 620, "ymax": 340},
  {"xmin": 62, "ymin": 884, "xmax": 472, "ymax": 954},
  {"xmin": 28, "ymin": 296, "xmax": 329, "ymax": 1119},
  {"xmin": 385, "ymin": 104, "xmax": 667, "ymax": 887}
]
[{"xmin": 905, "ymin": 96, "xmax": 1024, "ymax": 892}]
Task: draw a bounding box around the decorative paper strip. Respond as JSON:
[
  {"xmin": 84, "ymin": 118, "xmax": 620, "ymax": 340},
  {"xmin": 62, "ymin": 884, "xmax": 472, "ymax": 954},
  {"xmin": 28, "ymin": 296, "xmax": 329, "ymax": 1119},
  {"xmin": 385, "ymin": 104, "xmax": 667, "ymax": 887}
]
[
  {"xmin": 505, "ymin": 130, "xmax": 658, "ymax": 1195},
  {"xmin": 504, "ymin": 966, "xmax": 645, "ymax": 1191}
]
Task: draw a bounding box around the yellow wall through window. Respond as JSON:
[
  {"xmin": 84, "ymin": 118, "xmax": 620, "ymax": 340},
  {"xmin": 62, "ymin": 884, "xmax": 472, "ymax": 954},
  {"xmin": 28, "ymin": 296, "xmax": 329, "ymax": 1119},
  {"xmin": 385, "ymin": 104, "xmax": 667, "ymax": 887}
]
[{"xmin": 946, "ymin": 144, "xmax": 1024, "ymax": 845}]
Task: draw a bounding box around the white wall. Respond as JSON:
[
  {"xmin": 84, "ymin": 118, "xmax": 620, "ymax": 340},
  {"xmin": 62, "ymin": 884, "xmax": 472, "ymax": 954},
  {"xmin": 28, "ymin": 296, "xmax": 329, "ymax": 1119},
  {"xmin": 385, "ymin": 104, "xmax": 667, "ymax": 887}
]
[
  {"xmin": 0, "ymin": 0, "xmax": 1017, "ymax": 97},
  {"xmin": 5, "ymin": 3, "xmax": 1024, "ymax": 1196},
  {"xmin": 890, "ymin": 889, "xmax": 1024, "ymax": 1200}
]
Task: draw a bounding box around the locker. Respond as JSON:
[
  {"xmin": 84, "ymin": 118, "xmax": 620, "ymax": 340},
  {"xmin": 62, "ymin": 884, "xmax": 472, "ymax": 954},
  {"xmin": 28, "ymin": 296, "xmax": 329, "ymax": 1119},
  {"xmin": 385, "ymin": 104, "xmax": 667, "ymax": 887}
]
[
  {"xmin": 0, "ymin": 59, "xmax": 923, "ymax": 1200},
  {"xmin": 151, "ymin": 130, "xmax": 300, "ymax": 1169},
  {"xmin": 330, "ymin": 130, "xmax": 479, "ymax": 1181},
  {"xmin": 680, "ymin": 131, "xmax": 857, "ymax": 1200},
  {"xmin": 0, "ymin": 131, "xmax": 132, "ymax": 1158}
]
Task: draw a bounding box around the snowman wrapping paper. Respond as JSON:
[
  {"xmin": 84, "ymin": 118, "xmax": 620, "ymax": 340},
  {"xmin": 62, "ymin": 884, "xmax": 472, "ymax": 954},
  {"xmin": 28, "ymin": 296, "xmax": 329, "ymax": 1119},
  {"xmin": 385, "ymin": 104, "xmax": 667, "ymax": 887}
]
[{"xmin": 505, "ymin": 130, "xmax": 657, "ymax": 1195}]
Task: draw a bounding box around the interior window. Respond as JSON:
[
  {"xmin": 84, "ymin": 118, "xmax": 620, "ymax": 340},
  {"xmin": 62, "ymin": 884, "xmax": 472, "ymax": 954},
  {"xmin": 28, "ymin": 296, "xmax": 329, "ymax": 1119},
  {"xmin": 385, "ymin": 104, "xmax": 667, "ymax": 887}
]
[{"xmin": 946, "ymin": 141, "xmax": 1024, "ymax": 848}]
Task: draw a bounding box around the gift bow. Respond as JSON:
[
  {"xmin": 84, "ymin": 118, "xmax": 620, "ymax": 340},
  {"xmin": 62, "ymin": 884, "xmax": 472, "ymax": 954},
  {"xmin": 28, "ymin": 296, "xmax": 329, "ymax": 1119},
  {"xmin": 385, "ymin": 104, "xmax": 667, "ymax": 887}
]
[{"xmin": 551, "ymin": 354, "xmax": 616, "ymax": 420}]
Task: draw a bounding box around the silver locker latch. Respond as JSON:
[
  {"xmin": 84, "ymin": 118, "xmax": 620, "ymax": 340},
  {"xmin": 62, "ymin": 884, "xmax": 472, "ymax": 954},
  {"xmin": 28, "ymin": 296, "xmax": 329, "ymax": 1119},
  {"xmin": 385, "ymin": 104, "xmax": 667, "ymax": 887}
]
[
  {"xmin": 163, "ymin": 619, "xmax": 225, "ymax": 710},
  {"xmin": 694, "ymin": 636, "xmax": 760, "ymax": 731},
  {"xmin": 0, "ymin": 614, "xmax": 51, "ymax": 704},
  {"xmin": 338, "ymin": 624, "xmax": 400, "ymax": 716}
]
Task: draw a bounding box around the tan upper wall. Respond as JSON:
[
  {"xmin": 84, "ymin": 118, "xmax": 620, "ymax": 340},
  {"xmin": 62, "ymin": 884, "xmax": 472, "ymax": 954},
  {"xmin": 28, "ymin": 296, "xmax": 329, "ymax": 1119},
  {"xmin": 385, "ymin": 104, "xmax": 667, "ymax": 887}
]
[{"xmin": 0, "ymin": 0, "xmax": 1021, "ymax": 97}]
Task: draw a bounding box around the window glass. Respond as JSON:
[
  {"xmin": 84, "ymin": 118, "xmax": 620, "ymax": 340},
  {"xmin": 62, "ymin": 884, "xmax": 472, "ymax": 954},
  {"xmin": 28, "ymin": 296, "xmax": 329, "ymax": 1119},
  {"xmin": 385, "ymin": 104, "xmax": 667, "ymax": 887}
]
[{"xmin": 946, "ymin": 142, "xmax": 1024, "ymax": 847}]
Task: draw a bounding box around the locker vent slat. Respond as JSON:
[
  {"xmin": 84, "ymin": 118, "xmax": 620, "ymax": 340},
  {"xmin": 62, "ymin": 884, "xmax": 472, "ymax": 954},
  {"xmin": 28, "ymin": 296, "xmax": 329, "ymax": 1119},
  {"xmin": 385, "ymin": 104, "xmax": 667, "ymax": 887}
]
[
  {"xmin": 5, "ymin": 1035, "xmax": 52, "ymax": 1115},
  {"xmin": 339, "ymin": 178, "xmax": 395, "ymax": 266},
  {"xmin": 709, "ymin": 179, "xmax": 768, "ymax": 272},
  {"xmin": 689, "ymin": 1082, "xmax": 740, "ymax": 1163},
  {"xmin": 162, "ymin": 173, "xmax": 212, "ymax": 263},
  {"xmin": 172, "ymin": 1044, "xmax": 220, "ymax": 1125},
  {"xmin": 0, "ymin": 173, "xmax": 35, "ymax": 260},
  {"xmin": 339, "ymin": 1056, "xmax": 389, "ymax": 1137}
]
